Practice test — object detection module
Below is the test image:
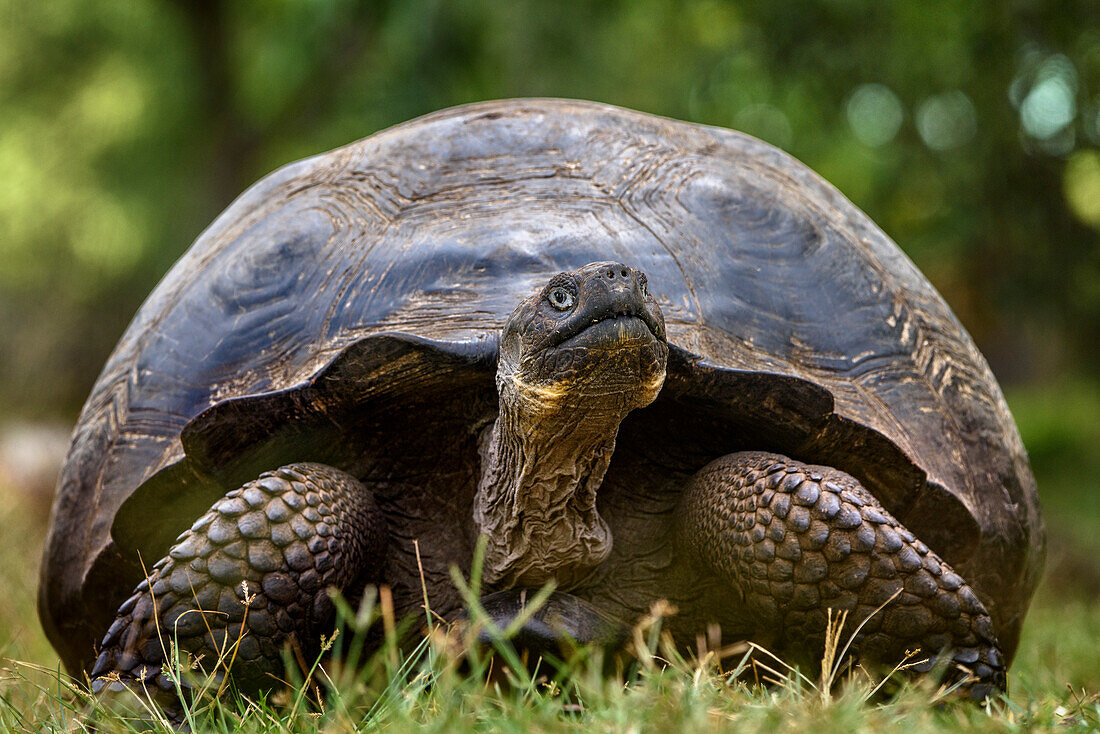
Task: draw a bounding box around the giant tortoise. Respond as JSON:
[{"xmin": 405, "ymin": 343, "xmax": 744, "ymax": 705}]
[{"xmin": 39, "ymin": 99, "xmax": 1043, "ymax": 705}]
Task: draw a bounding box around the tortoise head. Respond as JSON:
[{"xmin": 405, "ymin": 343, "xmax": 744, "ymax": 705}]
[
  {"xmin": 476, "ymin": 262, "xmax": 669, "ymax": 588},
  {"xmin": 497, "ymin": 261, "xmax": 669, "ymax": 414}
]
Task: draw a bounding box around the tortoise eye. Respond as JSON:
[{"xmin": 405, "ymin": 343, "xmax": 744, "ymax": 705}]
[
  {"xmin": 548, "ymin": 286, "xmax": 575, "ymax": 311},
  {"xmin": 639, "ymin": 274, "xmax": 648, "ymax": 298}
]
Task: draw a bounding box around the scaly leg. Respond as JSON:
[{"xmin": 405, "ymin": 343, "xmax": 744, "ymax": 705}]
[
  {"xmin": 90, "ymin": 463, "xmax": 386, "ymax": 711},
  {"xmin": 676, "ymin": 451, "xmax": 1005, "ymax": 698}
]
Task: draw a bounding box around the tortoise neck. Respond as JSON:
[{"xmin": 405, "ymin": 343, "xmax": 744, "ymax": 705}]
[{"xmin": 472, "ymin": 375, "xmax": 624, "ymax": 589}]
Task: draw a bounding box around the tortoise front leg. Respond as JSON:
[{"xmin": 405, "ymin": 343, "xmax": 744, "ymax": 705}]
[
  {"xmin": 90, "ymin": 463, "xmax": 386, "ymax": 712},
  {"xmin": 676, "ymin": 451, "xmax": 1005, "ymax": 699}
]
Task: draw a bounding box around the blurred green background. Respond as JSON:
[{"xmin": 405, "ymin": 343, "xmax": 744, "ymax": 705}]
[
  {"xmin": 3, "ymin": 0, "xmax": 1100, "ymax": 419},
  {"xmin": 1, "ymin": 0, "xmax": 1099, "ymax": 642},
  {"xmin": 3, "ymin": 0, "xmax": 1099, "ymax": 417}
]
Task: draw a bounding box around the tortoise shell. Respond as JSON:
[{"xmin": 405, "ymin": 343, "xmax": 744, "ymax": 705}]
[{"xmin": 39, "ymin": 99, "xmax": 1043, "ymax": 675}]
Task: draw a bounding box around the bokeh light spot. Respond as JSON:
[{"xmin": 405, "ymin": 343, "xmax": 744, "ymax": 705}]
[
  {"xmin": 845, "ymin": 83, "xmax": 904, "ymax": 147},
  {"xmin": 1012, "ymin": 52, "xmax": 1081, "ymax": 149},
  {"xmin": 915, "ymin": 91, "xmax": 976, "ymax": 151},
  {"xmin": 1064, "ymin": 150, "xmax": 1100, "ymax": 230},
  {"xmin": 71, "ymin": 56, "xmax": 149, "ymax": 146},
  {"xmin": 1021, "ymin": 76, "xmax": 1077, "ymax": 140}
]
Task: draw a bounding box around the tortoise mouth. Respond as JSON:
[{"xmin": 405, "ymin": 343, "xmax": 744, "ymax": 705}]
[
  {"xmin": 556, "ymin": 314, "xmax": 660, "ymax": 350},
  {"xmin": 548, "ymin": 301, "xmax": 664, "ymax": 351},
  {"xmin": 530, "ymin": 312, "xmax": 668, "ymax": 396}
]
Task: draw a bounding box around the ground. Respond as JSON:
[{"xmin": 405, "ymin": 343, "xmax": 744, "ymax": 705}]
[{"xmin": 1, "ymin": 380, "xmax": 1097, "ymax": 732}]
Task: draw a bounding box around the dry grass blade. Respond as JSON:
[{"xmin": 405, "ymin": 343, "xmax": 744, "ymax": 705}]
[{"xmin": 819, "ymin": 608, "xmax": 849, "ymax": 703}]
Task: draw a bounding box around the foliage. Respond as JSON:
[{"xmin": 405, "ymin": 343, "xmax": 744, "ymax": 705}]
[{"xmin": 1, "ymin": 0, "xmax": 1099, "ymax": 416}]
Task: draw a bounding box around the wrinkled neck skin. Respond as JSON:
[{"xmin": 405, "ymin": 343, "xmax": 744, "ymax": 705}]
[{"xmin": 473, "ymin": 371, "xmax": 644, "ymax": 589}]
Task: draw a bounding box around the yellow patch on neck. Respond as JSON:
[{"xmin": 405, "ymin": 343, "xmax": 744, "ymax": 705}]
[
  {"xmin": 646, "ymin": 369, "xmax": 666, "ymax": 393},
  {"xmin": 507, "ymin": 374, "xmax": 570, "ymax": 411},
  {"xmin": 506, "ymin": 366, "xmax": 667, "ymax": 414}
]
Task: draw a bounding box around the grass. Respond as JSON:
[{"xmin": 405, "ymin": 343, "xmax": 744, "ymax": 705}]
[{"xmin": 1, "ymin": 379, "xmax": 1098, "ymax": 732}]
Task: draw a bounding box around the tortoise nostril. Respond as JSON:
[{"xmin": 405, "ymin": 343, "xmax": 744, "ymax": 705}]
[{"xmin": 620, "ymin": 268, "xmax": 628, "ymax": 277}]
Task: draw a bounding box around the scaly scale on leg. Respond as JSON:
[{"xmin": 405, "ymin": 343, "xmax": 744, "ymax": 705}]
[
  {"xmin": 676, "ymin": 450, "xmax": 1005, "ymax": 698},
  {"xmin": 91, "ymin": 463, "xmax": 386, "ymax": 712}
]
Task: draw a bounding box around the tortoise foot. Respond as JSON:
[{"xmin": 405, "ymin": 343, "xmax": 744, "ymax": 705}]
[
  {"xmin": 676, "ymin": 451, "xmax": 1006, "ymax": 698},
  {"xmin": 89, "ymin": 463, "xmax": 386, "ymax": 712}
]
